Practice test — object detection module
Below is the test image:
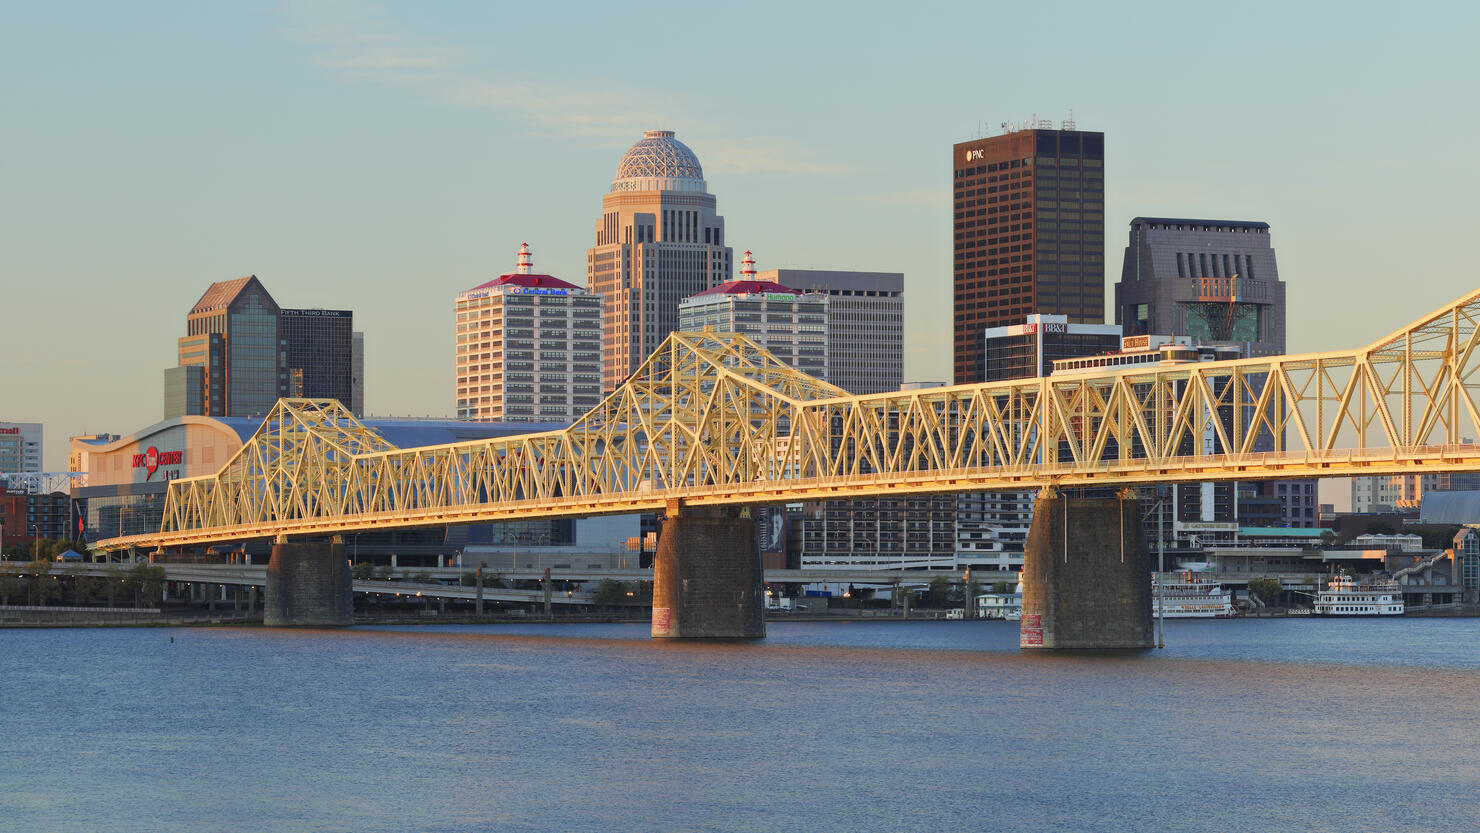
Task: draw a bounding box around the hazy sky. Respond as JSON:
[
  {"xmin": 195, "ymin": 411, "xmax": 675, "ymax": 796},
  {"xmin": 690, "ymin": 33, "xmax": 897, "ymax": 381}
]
[{"xmin": 4, "ymin": 0, "xmax": 1479, "ymax": 491}]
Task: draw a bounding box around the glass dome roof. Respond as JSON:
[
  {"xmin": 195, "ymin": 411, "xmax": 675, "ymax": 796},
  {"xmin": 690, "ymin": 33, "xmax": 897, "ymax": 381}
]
[{"xmin": 614, "ymin": 130, "xmax": 704, "ymax": 182}]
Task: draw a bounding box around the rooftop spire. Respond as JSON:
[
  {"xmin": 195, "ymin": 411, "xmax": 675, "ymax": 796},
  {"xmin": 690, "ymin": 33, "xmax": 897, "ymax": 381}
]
[
  {"xmin": 740, "ymin": 250, "xmax": 756, "ymax": 281},
  {"xmin": 516, "ymin": 242, "xmax": 533, "ymax": 275}
]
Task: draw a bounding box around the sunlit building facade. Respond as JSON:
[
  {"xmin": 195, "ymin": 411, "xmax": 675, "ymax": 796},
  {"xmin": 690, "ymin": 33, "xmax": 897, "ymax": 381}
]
[
  {"xmin": 953, "ymin": 124, "xmax": 1106, "ymax": 385},
  {"xmin": 678, "ymin": 253, "xmax": 828, "ymax": 379},
  {"xmin": 587, "ymin": 130, "xmax": 732, "ymax": 393},
  {"xmin": 456, "ymin": 244, "xmax": 603, "ymax": 422}
]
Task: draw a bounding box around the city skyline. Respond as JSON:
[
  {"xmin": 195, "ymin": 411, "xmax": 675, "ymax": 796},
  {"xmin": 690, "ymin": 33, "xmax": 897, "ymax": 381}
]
[{"xmin": 5, "ymin": 1, "xmax": 1479, "ymax": 490}]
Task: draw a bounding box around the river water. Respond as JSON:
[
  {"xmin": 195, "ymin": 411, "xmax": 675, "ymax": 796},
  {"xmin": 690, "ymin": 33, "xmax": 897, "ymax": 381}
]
[{"xmin": 3, "ymin": 618, "xmax": 1478, "ymax": 832}]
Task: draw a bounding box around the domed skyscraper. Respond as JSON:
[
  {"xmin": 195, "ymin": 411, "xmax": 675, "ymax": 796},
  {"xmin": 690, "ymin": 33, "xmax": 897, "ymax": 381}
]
[{"xmin": 587, "ymin": 130, "xmax": 732, "ymax": 392}]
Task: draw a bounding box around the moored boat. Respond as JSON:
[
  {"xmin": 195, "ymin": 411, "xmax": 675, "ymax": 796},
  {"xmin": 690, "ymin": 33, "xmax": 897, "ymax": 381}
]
[
  {"xmin": 1313, "ymin": 575, "xmax": 1404, "ymax": 616},
  {"xmin": 1153, "ymin": 573, "xmax": 1237, "ymax": 618}
]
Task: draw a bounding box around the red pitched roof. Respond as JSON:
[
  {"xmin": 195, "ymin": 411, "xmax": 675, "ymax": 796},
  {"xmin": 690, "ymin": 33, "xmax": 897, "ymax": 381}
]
[
  {"xmin": 466, "ymin": 273, "xmax": 582, "ymax": 292},
  {"xmin": 690, "ymin": 279, "xmax": 800, "ymax": 298}
]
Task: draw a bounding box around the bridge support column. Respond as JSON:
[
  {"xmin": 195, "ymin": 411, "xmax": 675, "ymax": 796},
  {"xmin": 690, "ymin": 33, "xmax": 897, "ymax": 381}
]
[
  {"xmin": 652, "ymin": 504, "xmax": 764, "ymax": 639},
  {"xmin": 1020, "ymin": 492, "xmax": 1152, "ymax": 650},
  {"xmin": 264, "ymin": 536, "xmax": 353, "ymax": 628}
]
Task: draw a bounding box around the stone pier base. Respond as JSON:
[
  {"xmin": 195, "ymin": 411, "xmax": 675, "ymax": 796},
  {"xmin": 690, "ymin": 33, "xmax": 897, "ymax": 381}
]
[
  {"xmin": 264, "ymin": 538, "xmax": 353, "ymax": 627},
  {"xmin": 1020, "ymin": 494, "xmax": 1153, "ymax": 650},
  {"xmin": 651, "ymin": 506, "xmax": 765, "ymax": 639}
]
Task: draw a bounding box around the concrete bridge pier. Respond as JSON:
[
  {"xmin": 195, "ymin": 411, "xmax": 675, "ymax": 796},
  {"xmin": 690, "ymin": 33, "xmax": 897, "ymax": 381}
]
[
  {"xmin": 1020, "ymin": 491, "xmax": 1153, "ymax": 650},
  {"xmin": 264, "ymin": 535, "xmax": 354, "ymax": 627},
  {"xmin": 651, "ymin": 503, "xmax": 765, "ymax": 639}
]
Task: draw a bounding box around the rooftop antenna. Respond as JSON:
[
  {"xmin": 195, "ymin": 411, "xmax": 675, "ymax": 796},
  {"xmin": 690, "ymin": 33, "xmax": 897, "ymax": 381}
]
[{"xmin": 1062, "ymin": 108, "xmax": 1076, "ymax": 130}]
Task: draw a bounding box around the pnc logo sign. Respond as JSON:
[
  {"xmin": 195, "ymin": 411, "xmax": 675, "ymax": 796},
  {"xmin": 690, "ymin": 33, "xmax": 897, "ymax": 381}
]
[
  {"xmin": 965, "ymin": 149, "xmax": 985, "ymax": 162},
  {"xmin": 132, "ymin": 446, "xmax": 184, "ymax": 481}
]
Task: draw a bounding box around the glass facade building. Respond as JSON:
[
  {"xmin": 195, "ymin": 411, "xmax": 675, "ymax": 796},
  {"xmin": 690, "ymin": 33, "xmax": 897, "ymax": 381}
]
[
  {"xmin": 281, "ymin": 309, "xmax": 355, "ymax": 406},
  {"xmin": 165, "ymin": 276, "xmax": 362, "ymax": 419}
]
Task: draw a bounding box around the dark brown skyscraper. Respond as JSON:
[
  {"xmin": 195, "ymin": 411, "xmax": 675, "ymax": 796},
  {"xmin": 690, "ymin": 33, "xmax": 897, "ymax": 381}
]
[{"xmin": 952, "ymin": 126, "xmax": 1105, "ymax": 384}]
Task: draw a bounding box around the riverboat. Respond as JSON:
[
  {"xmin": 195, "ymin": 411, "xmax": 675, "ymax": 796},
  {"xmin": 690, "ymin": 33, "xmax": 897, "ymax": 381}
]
[
  {"xmin": 976, "ymin": 582, "xmax": 1023, "ymax": 621},
  {"xmin": 1152, "ymin": 574, "xmax": 1237, "ymax": 618},
  {"xmin": 1313, "ymin": 575, "xmax": 1404, "ymax": 616}
]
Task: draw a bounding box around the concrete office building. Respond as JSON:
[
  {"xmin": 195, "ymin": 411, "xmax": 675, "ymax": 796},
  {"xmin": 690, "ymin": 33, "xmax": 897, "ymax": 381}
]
[
  {"xmin": 165, "ymin": 276, "xmax": 364, "ymax": 419},
  {"xmin": 678, "ymin": 253, "xmax": 829, "ymax": 379},
  {"xmin": 770, "ymin": 267, "xmax": 914, "ymax": 572},
  {"xmin": 758, "ymin": 268, "xmax": 903, "ymax": 395},
  {"xmin": 953, "ymin": 122, "xmax": 1106, "ymax": 385},
  {"xmin": 1351, "ymin": 474, "xmax": 1452, "ymax": 513},
  {"xmin": 798, "ymin": 497, "xmax": 958, "ymax": 571},
  {"xmin": 982, "ymin": 314, "xmax": 1122, "ymax": 381},
  {"xmin": 587, "ymin": 130, "xmax": 732, "ymax": 393},
  {"xmin": 456, "ymin": 244, "xmax": 603, "ymax": 423},
  {"xmin": 1113, "ymin": 217, "xmax": 1313, "ymax": 526},
  {"xmin": 0, "ymin": 422, "xmax": 43, "ymax": 472},
  {"xmin": 1115, "ymin": 217, "xmax": 1285, "ymax": 357}
]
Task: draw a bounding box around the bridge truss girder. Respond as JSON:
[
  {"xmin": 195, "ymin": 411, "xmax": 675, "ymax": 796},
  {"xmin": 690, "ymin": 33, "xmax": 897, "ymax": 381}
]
[{"xmin": 99, "ymin": 289, "xmax": 1480, "ymax": 551}]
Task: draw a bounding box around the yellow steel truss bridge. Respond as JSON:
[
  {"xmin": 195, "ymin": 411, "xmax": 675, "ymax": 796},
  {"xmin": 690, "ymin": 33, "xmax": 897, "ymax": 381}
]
[{"xmin": 100, "ymin": 289, "xmax": 1480, "ymax": 551}]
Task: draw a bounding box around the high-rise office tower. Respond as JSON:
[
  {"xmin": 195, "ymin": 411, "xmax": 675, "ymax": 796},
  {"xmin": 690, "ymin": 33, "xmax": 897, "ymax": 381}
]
[
  {"xmin": 587, "ymin": 130, "xmax": 732, "ymax": 392},
  {"xmin": 1113, "ymin": 217, "xmax": 1313, "ymax": 526},
  {"xmin": 757, "ymin": 268, "xmax": 904, "ymax": 395},
  {"xmin": 456, "ymin": 244, "xmax": 603, "ymax": 422},
  {"xmin": 679, "ymin": 252, "xmax": 829, "ymax": 379},
  {"xmin": 165, "ymin": 276, "xmax": 364, "ymax": 419},
  {"xmin": 952, "ymin": 124, "xmax": 1105, "ymax": 384},
  {"xmin": 167, "ymin": 276, "xmax": 280, "ymax": 419},
  {"xmin": 1115, "ymin": 217, "xmax": 1285, "ymax": 357},
  {"xmin": 281, "ymin": 308, "xmax": 355, "ymax": 405}
]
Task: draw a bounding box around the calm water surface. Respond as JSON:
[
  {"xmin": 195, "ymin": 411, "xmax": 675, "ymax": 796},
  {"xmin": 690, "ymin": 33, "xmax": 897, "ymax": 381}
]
[{"xmin": 3, "ymin": 618, "xmax": 1478, "ymax": 832}]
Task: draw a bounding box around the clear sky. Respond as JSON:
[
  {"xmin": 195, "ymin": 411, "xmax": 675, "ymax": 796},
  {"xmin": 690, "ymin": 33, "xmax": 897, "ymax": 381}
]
[{"xmin": 4, "ymin": 0, "xmax": 1479, "ymax": 501}]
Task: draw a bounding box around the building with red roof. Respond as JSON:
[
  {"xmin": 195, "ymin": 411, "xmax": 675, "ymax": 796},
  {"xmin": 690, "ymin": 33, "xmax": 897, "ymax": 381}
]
[
  {"xmin": 455, "ymin": 244, "xmax": 602, "ymax": 423},
  {"xmin": 677, "ymin": 252, "xmax": 827, "ymax": 379}
]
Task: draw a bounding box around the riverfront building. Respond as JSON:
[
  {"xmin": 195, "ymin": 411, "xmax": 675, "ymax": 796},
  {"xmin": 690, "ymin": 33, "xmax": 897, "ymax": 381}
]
[
  {"xmin": 0, "ymin": 422, "xmax": 43, "ymax": 473},
  {"xmin": 587, "ymin": 130, "xmax": 733, "ymax": 393},
  {"xmin": 678, "ymin": 253, "xmax": 829, "ymax": 380},
  {"xmin": 757, "ymin": 268, "xmax": 903, "ymax": 395},
  {"xmin": 165, "ymin": 276, "xmax": 364, "ymax": 419},
  {"xmin": 455, "ymin": 244, "xmax": 603, "ymax": 422},
  {"xmin": 952, "ymin": 123, "xmax": 1106, "ymax": 385}
]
